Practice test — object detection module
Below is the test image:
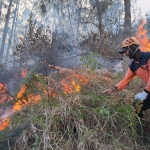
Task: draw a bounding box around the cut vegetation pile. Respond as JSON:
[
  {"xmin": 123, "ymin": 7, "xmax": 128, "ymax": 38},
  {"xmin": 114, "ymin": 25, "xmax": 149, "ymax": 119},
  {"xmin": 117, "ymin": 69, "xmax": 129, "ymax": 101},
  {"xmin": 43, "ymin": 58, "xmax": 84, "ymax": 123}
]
[{"xmin": 1, "ymin": 67, "xmax": 150, "ymax": 150}]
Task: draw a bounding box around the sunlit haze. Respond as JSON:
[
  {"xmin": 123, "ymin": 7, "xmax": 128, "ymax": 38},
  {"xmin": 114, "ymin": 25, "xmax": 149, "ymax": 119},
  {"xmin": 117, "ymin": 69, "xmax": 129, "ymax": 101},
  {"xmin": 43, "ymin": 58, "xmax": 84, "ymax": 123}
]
[{"xmin": 137, "ymin": 0, "xmax": 150, "ymax": 17}]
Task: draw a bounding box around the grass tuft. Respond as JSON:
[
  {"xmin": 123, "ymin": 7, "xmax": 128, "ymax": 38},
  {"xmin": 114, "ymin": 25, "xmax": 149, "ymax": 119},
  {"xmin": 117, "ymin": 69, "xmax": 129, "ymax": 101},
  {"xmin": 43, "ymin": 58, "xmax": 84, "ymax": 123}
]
[{"xmin": 3, "ymin": 67, "xmax": 150, "ymax": 150}]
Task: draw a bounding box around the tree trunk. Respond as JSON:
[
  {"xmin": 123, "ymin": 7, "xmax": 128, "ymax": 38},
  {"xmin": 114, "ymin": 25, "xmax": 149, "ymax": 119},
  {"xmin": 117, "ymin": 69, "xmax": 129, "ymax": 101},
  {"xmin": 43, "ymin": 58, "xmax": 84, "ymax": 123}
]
[
  {"xmin": 96, "ymin": 0, "xmax": 105, "ymax": 34},
  {"xmin": 94, "ymin": 0, "xmax": 112, "ymax": 35},
  {"xmin": 0, "ymin": 0, "xmax": 13, "ymax": 64},
  {"xmin": 0, "ymin": 0, "xmax": 3, "ymax": 20},
  {"xmin": 122, "ymin": 0, "xmax": 131, "ymax": 39},
  {"xmin": 5, "ymin": 1, "xmax": 19, "ymax": 64}
]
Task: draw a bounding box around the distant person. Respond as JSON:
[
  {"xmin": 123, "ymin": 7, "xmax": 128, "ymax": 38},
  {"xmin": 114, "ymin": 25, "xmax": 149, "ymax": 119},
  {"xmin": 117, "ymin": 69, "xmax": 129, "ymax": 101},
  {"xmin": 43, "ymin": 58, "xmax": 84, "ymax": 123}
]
[{"xmin": 103, "ymin": 37, "xmax": 150, "ymax": 138}]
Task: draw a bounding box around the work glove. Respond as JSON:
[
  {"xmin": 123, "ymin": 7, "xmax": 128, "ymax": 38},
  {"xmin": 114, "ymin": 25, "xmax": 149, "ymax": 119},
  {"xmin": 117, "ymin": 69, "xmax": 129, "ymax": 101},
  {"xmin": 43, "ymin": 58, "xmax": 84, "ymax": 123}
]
[{"xmin": 134, "ymin": 91, "xmax": 148, "ymax": 101}]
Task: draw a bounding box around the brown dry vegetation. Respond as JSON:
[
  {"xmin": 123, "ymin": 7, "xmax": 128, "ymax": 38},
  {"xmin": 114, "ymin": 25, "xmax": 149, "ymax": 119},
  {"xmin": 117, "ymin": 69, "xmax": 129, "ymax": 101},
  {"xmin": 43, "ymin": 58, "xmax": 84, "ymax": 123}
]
[{"xmin": 1, "ymin": 67, "xmax": 150, "ymax": 150}]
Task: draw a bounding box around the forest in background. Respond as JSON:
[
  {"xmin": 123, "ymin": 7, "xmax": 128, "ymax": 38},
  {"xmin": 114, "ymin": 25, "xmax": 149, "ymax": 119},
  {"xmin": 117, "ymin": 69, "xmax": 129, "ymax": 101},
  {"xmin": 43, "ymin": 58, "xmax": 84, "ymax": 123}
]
[{"xmin": 0, "ymin": 0, "xmax": 150, "ymax": 70}]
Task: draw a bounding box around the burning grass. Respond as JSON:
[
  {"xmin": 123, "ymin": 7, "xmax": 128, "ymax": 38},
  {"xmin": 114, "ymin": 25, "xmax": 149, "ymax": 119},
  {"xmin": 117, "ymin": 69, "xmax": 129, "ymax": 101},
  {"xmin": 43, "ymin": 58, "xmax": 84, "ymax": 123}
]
[{"xmin": 1, "ymin": 67, "xmax": 150, "ymax": 150}]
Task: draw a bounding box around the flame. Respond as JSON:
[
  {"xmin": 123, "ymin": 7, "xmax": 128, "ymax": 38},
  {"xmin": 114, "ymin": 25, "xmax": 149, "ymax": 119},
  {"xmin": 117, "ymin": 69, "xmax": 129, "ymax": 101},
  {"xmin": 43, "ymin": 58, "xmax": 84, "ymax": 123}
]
[
  {"xmin": 136, "ymin": 20, "xmax": 150, "ymax": 51},
  {"xmin": 72, "ymin": 79, "xmax": 80, "ymax": 92},
  {"xmin": 2, "ymin": 22, "xmax": 150, "ymax": 130},
  {"xmin": 74, "ymin": 74, "xmax": 89, "ymax": 84},
  {"xmin": 0, "ymin": 85, "xmax": 41, "ymax": 130},
  {"xmin": 0, "ymin": 108, "xmax": 14, "ymax": 131},
  {"xmin": 0, "ymin": 83, "xmax": 13, "ymax": 130},
  {"xmin": 0, "ymin": 118, "xmax": 10, "ymax": 130},
  {"xmin": 61, "ymin": 80, "xmax": 73, "ymax": 94},
  {"xmin": 60, "ymin": 74, "xmax": 88, "ymax": 94},
  {"xmin": 13, "ymin": 85, "xmax": 41, "ymax": 111},
  {"xmin": 50, "ymin": 91, "xmax": 57, "ymax": 97},
  {"xmin": 0, "ymin": 68, "xmax": 89, "ymax": 130}
]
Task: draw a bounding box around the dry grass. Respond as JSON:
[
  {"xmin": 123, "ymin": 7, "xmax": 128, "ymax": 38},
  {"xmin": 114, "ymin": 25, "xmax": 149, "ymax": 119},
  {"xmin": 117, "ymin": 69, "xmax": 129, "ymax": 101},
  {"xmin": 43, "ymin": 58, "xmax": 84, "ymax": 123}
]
[{"xmin": 4, "ymin": 67, "xmax": 150, "ymax": 150}]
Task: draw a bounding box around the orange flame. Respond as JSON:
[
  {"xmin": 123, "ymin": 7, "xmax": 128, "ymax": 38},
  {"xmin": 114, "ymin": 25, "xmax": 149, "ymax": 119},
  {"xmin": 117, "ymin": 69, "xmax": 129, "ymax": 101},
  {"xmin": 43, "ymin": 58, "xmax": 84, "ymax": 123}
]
[
  {"xmin": 60, "ymin": 74, "xmax": 88, "ymax": 94},
  {"xmin": 136, "ymin": 20, "xmax": 150, "ymax": 51},
  {"xmin": 0, "ymin": 118, "xmax": 10, "ymax": 130},
  {"xmin": 13, "ymin": 85, "xmax": 41, "ymax": 111},
  {"xmin": 61, "ymin": 80, "xmax": 73, "ymax": 94},
  {"xmin": 72, "ymin": 79, "xmax": 80, "ymax": 92},
  {"xmin": 0, "ymin": 83, "xmax": 14, "ymax": 102},
  {"xmin": 0, "ymin": 69, "xmax": 89, "ymax": 130},
  {"xmin": 50, "ymin": 91, "xmax": 57, "ymax": 97},
  {"xmin": 0, "ymin": 85, "xmax": 41, "ymax": 130}
]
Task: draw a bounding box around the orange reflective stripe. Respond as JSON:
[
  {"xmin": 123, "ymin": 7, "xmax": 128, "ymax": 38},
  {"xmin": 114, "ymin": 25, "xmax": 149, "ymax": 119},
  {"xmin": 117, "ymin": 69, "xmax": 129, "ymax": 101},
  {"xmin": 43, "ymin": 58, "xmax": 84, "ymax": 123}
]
[{"xmin": 145, "ymin": 59, "xmax": 150, "ymax": 92}]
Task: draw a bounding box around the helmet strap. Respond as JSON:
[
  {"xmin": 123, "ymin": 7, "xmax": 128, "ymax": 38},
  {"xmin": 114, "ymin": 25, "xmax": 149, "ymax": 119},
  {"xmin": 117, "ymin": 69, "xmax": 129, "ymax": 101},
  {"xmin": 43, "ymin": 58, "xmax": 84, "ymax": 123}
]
[
  {"xmin": 128, "ymin": 46, "xmax": 139, "ymax": 56},
  {"xmin": 133, "ymin": 47, "xmax": 139, "ymax": 55}
]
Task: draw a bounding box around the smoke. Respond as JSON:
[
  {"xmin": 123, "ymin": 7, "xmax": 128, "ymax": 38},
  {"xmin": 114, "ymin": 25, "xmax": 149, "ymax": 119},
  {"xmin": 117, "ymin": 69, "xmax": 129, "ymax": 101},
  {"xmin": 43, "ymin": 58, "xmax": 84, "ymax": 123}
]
[{"xmin": 0, "ymin": 106, "xmax": 14, "ymax": 122}]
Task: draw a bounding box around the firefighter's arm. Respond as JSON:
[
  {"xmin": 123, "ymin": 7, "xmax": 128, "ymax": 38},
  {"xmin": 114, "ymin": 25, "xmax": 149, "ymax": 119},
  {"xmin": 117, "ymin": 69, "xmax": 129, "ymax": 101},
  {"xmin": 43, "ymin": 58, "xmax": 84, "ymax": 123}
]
[
  {"xmin": 115, "ymin": 68, "xmax": 135, "ymax": 90},
  {"xmin": 103, "ymin": 68, "xmax": 135, "ymax": 94}
]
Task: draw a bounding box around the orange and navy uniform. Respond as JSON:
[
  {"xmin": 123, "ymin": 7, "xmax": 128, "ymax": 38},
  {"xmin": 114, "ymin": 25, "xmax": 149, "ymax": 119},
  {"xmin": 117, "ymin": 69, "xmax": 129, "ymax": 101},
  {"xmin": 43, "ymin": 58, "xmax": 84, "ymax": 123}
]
[{"xmin": 116, "ymin": 51, "xmax": 150, "ymax": 93}]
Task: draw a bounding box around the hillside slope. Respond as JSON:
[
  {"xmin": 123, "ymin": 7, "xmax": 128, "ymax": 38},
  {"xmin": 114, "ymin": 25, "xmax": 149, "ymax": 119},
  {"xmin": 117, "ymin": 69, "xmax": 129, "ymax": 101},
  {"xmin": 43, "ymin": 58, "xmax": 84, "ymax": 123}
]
[{"xmin": 1, "ymin": 67, "xmax": 150, "ymax": 150}]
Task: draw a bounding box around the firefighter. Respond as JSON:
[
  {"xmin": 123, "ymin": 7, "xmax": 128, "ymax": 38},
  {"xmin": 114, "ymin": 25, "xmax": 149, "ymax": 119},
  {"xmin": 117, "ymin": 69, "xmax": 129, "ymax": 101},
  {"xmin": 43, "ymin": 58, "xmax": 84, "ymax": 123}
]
[{"xmin": 103, "ymin": 36, "xmax": 150, "ymax": 138}]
